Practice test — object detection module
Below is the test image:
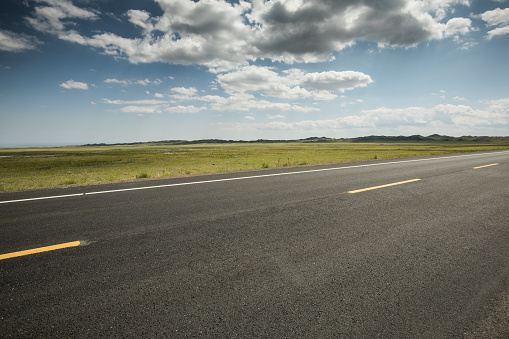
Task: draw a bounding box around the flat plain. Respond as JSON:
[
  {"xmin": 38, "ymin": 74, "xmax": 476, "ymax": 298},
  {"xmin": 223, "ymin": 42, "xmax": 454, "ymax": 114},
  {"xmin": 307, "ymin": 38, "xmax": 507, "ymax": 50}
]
[{"xmin": 1, "ymin": 141, "xmax": 509, "ymax": 191}]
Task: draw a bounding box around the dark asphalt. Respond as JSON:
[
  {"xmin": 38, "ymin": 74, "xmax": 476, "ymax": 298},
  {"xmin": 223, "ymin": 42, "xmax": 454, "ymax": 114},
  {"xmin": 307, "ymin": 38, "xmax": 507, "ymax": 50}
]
[{"xmin": 1, "ymin": 151, "xmax": 509, "ymax": 337}]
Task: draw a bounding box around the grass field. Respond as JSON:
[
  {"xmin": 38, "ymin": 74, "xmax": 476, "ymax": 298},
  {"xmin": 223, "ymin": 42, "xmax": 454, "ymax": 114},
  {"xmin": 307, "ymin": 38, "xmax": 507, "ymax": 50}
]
[{"xmin": 1, "ymin": 141, "xmax": 508, "ymax": 192}]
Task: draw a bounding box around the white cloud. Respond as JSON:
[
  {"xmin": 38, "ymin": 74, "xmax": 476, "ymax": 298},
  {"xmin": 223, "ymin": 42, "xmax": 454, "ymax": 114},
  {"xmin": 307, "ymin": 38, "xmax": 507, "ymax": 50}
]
[
  {"xmin": 25, "ymin": 0, "xmax": 97, "ymax": 34},
  {"xmin": 312, "ymin": 91, "xmax": 339, "ymax": 101},
  {"xmin": 0, "ymin": 30, "xmax": 41, "ymax": 52},
  {"xmin": 341, "ymin": 99, "xmax": 364, "ymax": 107},
  {"xmin": 120, "ymin": 105, "xmax": 162, "ymax": 114},
  {"xmin": 216, "ymin": 66, "xmax": 372, "ymax": 100},
  {"xmin": 102, "ymin": 98, "xmax": 170, "ymax": 105},
  {"xmin": 444, "ymin": 17, "xmax": 472, "ymax": 37},
  {"xmin": 422, "ymin": 0, "xmax": 470, "ymax": 12},
  {"xmin": 458, "ymin": 40, "xmax": 478, "ymax": 50},
  {"xmin": 127, "ymin": 9, "xmax": 154, "ymax": 32},
  {"xmin": 481, "ymin": 8, "xmax": 509, "ymax": 39},
  {"xmin": 216, "ymin": 66, "xmax": 312, "ymax": 99},
  {"xmin": 248, "ymin": 0, "xmax": 435, "ymax": 63},
  {"xmin": 135, "ymin": 79, "xmax": 151, "ymax": 86},
  {"xmin": 481, "ymin": 7, "xmax": 509, "ymax": 26},
  {"xmin": 266, "ymin": 114, "xmax": 286, "ymax": 120},
  {"xmin": 104, "ymin": 78, "xmax": 162, "ymax": 86},
  {"xmin": 199, "ymin": 93, "xmax": 252, "ymax": 111},
  {"xmin": 104, "ymin": 78, "xmax": 132, "ymax": 86},
  {"xmin": 102, "ymin": 97, "xmax": 203, "ymax": 114},
  {"xmin": 486, "ymin": 26, "xmax": 509, "ymax": 39},
  {"xmin": 102, "ymin": 90, "xmax": 319, "ymax": 114},
  {"xmin": 87, "ymin": 32, "xmax": 140, "ymax": 57},
  {"xmin": 247, "ymin": 0, "xmax": 471, "ymax": 63},
  {"xmin": 60, "ymin": 79, "xmax": 88, "ymax": 90},
  {"xmin": 199, "ymin": 92, "xmax": 318, "ymax": 112},
  {"xmin": 217, "ymin": 98, "xmax": 509, "ymax": 135},
  {"xmin": 171, "ymin": 87, "xmax": 198, "ymax": 95},
  {"xmin": 352, "ymin": 101, "xmax": 509, "ymax": 128},
  {"xmin": 121, "ymin": 0, "xmax": 253, "ymax": 71},
  {"xmin": 22, "ymin": 0, "xmax": 477, "ymax": 71},
  {"xmin": 171, "ymin": 87, "xmax": 198, "ymax": 100},
  {"xmin": 302, "ymin": 71, "xmax": 373, "ymax": 93},
  {"xmin": 58, "ymin": 30, "xmax": 88, "ymax": 45},
  {"xmin": 486, "ymin": 97, "xmax": 509, "ymax": 114},
  {"xmin": 165, "ymin": 105, "xmax": 205, "ymax": 114}
]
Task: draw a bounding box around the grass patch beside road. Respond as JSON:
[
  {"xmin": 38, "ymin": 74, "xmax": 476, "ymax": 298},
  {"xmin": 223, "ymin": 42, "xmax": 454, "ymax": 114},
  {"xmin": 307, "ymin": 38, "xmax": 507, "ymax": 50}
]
[{"xmin": 1, "ymin": 141, "xmax": 508, "ymax": 191}]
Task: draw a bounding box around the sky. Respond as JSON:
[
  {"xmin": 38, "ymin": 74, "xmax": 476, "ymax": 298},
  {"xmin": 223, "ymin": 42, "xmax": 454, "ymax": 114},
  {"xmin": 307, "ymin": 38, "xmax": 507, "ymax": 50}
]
[{"xmin": 1, "ymin": 0, "xmax": 509, "ymax": 146}]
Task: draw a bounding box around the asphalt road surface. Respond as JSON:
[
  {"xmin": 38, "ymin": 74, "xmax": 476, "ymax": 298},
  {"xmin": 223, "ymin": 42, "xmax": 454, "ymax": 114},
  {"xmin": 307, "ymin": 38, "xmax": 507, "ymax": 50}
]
[{"xmin": 1, "ymin": 151, "xmax": 509, "ymax": 337}]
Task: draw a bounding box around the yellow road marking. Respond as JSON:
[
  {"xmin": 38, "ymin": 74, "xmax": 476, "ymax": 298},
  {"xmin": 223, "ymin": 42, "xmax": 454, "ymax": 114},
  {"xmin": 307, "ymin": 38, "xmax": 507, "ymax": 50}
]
[
  {"xmin": 473, "ymin": 163, "xmax": 499, "ymax": 169},
  {"xmin": 0, "ymin": 241, "xmax": 81, "ymax": 260},
  {"xmin": 347, "ymin": 179, "xmax": 422, "ymax": 194}
]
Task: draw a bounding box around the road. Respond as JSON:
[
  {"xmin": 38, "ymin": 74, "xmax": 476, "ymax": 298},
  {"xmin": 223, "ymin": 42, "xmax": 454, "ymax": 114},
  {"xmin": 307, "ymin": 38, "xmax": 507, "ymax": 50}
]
[{"xmin": 1, "ymin": 151, "xmax": 509, "ymax": 337}]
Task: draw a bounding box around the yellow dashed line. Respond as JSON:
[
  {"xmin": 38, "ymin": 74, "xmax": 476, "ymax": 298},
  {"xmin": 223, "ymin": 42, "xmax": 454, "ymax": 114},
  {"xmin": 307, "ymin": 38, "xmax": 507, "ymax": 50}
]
[
  {"xmin": 0, "ymin": 241, "xmax": 81, "ymax": 260},
  {"xmin": 348, "ymin": 179, "xmax": 422, "ymax": 194},
  {"xmin": 473, "ymin": 163, "xmax": 499, "ymax": 169}
]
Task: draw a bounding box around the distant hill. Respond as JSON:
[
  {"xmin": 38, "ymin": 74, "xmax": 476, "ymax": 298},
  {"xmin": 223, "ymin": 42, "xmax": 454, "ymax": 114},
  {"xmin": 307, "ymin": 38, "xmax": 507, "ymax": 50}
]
[
  {"xmin": 81, "ymin": 135, "xmax": 509, "ymax": 147},
  {"xmin": 349, "ymin": 134, "xmax": 509, "ymax": 143}
]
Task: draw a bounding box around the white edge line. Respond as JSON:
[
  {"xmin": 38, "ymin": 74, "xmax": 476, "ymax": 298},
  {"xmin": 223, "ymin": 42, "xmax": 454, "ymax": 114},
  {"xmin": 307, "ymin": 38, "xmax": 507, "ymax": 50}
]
[{"xmin": 1, "ymin": 150, "xmax": 508, "ymax": 205}]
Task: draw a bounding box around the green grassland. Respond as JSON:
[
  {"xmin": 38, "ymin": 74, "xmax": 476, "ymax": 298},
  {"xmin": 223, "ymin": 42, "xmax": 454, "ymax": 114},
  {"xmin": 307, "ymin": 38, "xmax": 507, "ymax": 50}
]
[{"xmin": 1, "ymin": 141, "xmax": 508, "ymax": 192}]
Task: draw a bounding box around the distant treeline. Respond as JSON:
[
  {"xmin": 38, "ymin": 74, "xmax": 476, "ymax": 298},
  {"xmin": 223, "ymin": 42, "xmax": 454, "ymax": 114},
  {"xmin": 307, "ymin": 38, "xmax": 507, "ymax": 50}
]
[{"xmin": 81, "ymin": 134, "xmax": 509, "ymax": 147}]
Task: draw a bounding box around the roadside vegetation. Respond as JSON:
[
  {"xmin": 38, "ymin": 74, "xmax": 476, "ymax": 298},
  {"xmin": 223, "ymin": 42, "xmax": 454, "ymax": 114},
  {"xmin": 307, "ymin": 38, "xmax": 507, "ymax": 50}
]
[{"xmin": 1, "ymin": 136, "xmax": 508, "ymax": 192}]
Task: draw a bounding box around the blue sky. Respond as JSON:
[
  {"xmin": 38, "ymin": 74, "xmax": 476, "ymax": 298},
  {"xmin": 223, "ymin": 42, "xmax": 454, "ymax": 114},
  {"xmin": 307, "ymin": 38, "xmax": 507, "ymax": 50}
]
[{"xmin": 1, "ymin": 0, "xmax": 508, "ymax": 146}]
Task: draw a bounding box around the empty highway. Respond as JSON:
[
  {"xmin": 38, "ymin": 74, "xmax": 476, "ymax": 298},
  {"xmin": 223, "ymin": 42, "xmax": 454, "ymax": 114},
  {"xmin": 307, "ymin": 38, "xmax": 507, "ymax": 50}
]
[{"xmin": 1, "ymin": 151, "xmax": 509, "ymax": 337}]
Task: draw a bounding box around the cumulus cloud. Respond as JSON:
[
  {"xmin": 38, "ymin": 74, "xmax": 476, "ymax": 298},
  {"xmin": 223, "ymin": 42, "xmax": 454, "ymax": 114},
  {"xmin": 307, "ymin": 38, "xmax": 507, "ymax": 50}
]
[
  {"xmin": 302, "ymin": 71, "xmax": 373, "ymax": 92},
  {"xmin": 119, "ymin": 0, "xmax": 254, "ymax": 71},
  {"xmin": 444, "ymin": 17, "xmax": 472, "ymax": 37},
  {"xmin": 127, "ymin": 9, "xmax": 154, "ymax": 32},
  {"xmin": 481, "ymin": 8, "xmax": 509, "ymax": 39},
  {"xmin": 25, "ymin": 0, "xmax": 97, "ymax": 34},
  {"xmin": 481, "ymin": 7, "xmax": 509, "ymax": 26},
  {"xmin": 21, "ymin": 0, "xmax": 475, "ymax": 70},
  {"xmin": 171, "ymin": 87, "xmax": 199, "ymax": 100},
  {"xmin": 217, "ymin": 98, "xmax": 509, "ymax": 135},
  {"xmin": 0, "ymin": 30, "xmax": 41, "ymax": 52},
  {"xmin": 60, "ymin": 79, "xmax": 88, "ymax": 90},
  {"xmin": 216, "ymin": 66, "xmax": 311, "ymax": 99},
  {"xmin": 216, "ymin": 66, "xmax": 373, "ymax": 100},
  {"xmin": 485, "ymin": 97, "xmax": 509, "ymax": 115},
  {"xmin": 247, "ymin": 0, "xmax": 471, "ymax": 62},
  {"xmin": 486, "ymin": 25, "xmax": 509, "ymax": 39},
  {"xmin": 104, "ymin": 78, "xmax": 132, "ymax": 86}
]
